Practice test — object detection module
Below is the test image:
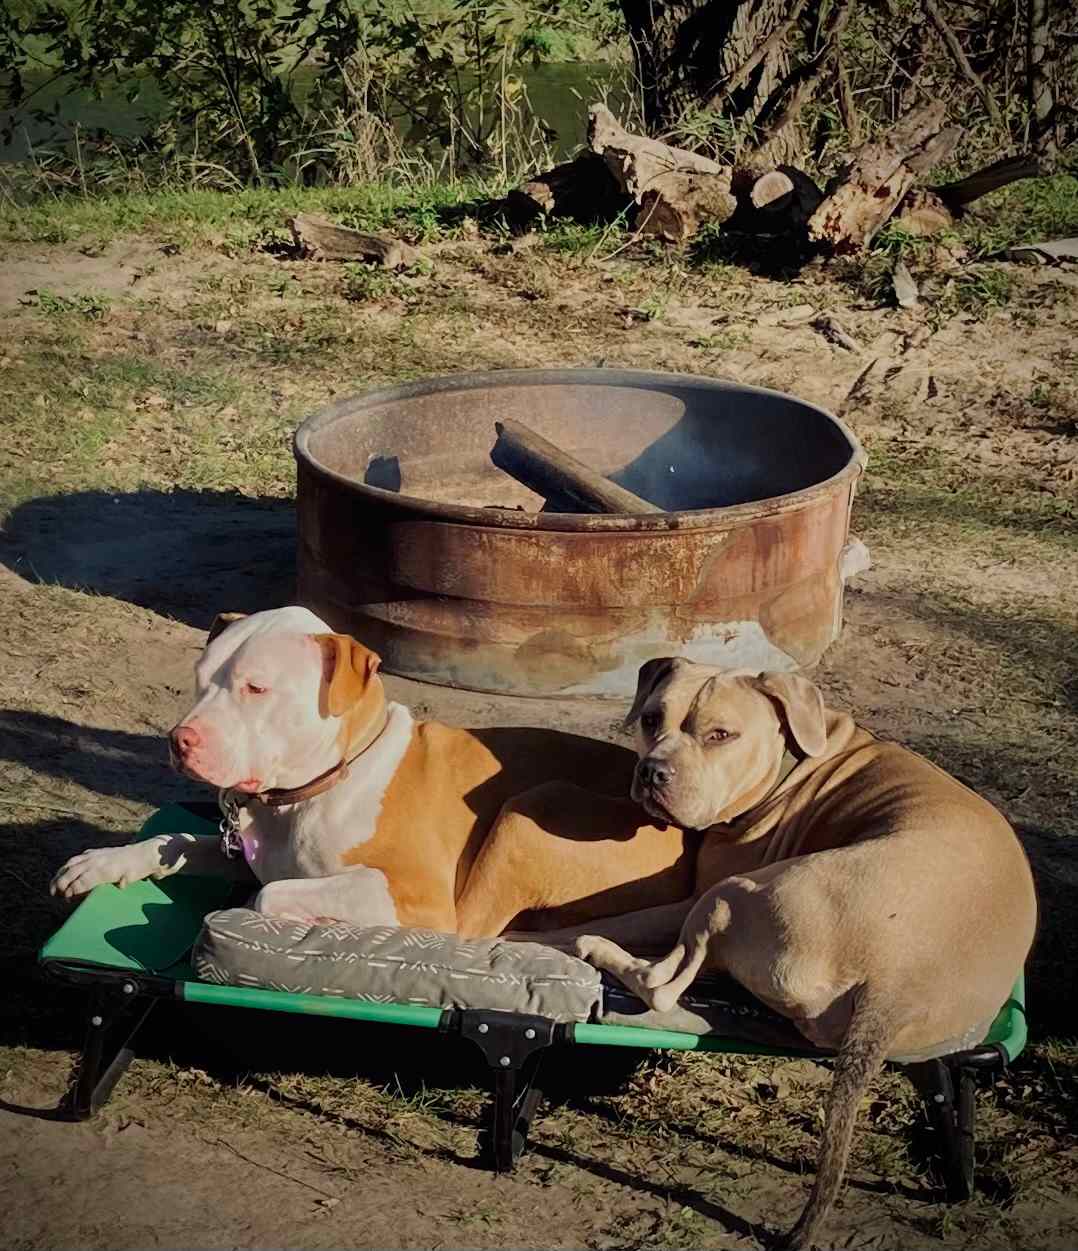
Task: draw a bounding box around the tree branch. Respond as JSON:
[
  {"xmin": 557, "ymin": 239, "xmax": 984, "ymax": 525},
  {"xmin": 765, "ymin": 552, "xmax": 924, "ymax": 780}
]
[
  {"xmin": 837, "ymin": 56, "xmax": 862, "ymax": 145},
  {"xmin": 705, "ymin": 0, "xmax": 812, "ymax": 108},
  {"xmin": 752, "ymin": 0, "xmax": 854, "ymax": 150},
  {"xmin": 923, "ymin": 0, "xmax": 1004, "ymax": 129}
]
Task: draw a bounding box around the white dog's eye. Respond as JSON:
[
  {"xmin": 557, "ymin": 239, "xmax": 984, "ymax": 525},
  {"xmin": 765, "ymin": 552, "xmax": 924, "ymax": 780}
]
[
  {"xmin": 706, "ymin": 728, "xmax": 731, "ymax": 743},
  {"xmin": 246, "ymin": 682, "xmax": 268, "ymax": 695}
]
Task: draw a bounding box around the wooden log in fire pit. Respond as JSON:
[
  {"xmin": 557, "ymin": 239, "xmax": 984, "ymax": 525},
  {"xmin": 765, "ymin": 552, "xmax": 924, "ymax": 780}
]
[{"xmin": 491, "ymin": 419, "xmax": 662, "ymax": 515}]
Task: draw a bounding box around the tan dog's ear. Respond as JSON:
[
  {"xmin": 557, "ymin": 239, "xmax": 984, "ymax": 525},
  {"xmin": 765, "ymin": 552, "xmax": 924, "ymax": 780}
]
[
  {"xmin": 755, "ymin": 672, "xmax": 828, "ymax": 757},
  {"xmin": 315, "ymin": 634, "xmax": 382, "ymax": 718},
  {"xmin": 624, "ymin": 657, "xmax": 682, "ymax": 729},
  {"xmin": 207, "ymin": 612, "xmax": 247, "ymax": 645}
]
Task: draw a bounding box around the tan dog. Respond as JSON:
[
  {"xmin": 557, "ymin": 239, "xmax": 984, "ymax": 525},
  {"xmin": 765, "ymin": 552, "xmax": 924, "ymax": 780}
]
[
  {"xmin": 52, "ymin": 608, "xmax": 696, "ymax": 934},
  {"xmin": 566, "ymin": 658, "xmax": 1037, "ymax": 1250}
]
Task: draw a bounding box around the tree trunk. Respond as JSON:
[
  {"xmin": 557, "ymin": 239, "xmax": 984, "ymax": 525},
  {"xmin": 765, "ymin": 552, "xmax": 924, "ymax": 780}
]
[
  {"xmin": 617, "ymin": 0, "xmax": 803, "ymax": 160},
  {"xmin": 1027, "ymin": 0, "xmax": 1055, "ymax": 156}
]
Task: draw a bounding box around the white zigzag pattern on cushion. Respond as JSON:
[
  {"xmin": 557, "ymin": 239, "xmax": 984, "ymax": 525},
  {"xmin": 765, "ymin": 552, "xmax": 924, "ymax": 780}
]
[
  {"xmin": 236, "ymin": 913, "xmax": 288, "ymax": 936},
  {"xmin": 193, "ymin": 958, "xmax": 227, "ymax": 984},
  {"xmin": 398, "ymin": 931, "xmax": 450, "ymax": 951}
]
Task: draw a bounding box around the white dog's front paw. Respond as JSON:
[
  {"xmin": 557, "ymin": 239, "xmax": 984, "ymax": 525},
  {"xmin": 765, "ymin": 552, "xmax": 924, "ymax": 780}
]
[{"xmin": 50, "ymin": 844, "xmax": 153, "ymax": 899}]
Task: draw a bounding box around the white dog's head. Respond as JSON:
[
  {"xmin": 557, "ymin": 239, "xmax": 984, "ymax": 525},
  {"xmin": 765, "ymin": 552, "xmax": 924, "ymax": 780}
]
[{"xmin": 169, "ymin": 607, "xmax": 385, "ymax": 792}]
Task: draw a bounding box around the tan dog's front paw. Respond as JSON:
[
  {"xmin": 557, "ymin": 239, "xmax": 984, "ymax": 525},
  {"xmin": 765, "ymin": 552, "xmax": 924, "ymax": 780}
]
[
  {"xmin": 575, "ymin": 936, "xmax": 689, "ymax": 1011},
  {"xmin": 253, "ymin": 882, "xmax": 306, "ymax": 921},
  {"xmin": 576, "ymin": 935, "xmax": 652, "ymax": 982},
  {"xmin": 573, "ymin": 934, "xmax": 633, "ymax": 970}
]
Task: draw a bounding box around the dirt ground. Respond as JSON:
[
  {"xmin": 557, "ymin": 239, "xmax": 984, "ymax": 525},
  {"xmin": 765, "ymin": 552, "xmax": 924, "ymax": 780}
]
[{"xmin": 1, "ymin": 208, "xmax": 1077, "ymax": 1249}]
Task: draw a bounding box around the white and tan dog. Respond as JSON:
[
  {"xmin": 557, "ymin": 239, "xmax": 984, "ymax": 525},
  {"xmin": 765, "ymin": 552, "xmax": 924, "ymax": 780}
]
[
  {"xmin": 567, "ymin": 658, "xmax": 1038, "ymax": 1250},
  {"xmin": 51, "ymin": 607, "xmax": 695, "ymax": 931}
]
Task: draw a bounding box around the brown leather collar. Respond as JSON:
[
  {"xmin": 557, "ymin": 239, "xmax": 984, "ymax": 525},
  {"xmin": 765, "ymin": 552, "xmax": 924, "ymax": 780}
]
[{"xmin": 240, "ymin": 704, "xmax": 390, "ymax": 810}]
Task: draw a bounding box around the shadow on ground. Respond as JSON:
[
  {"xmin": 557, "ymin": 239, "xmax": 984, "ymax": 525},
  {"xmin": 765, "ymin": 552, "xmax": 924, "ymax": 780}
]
[
  {"xmin": 1, "ymin": 711, "xmax": 185, "ymax": 809},
  {"xmin": 1, "ymin": 488, "xmax": 296, "ymax": 629}
]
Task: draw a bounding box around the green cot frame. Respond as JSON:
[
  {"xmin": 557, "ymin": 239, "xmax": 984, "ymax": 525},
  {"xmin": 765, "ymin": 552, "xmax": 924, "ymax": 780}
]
[{"xmin": 12, "ymin": 804, "xmax": 1027, "ymax": 1199}]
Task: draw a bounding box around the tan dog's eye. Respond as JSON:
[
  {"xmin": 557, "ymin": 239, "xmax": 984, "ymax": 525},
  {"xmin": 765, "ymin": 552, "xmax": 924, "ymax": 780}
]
[
  {"xmin": 246, "ymin": 682, "xmax": 268, "ymax": 696},
  {"xmin": 640, "ymin": 711, "xmax": 661, "ymax": 734}
]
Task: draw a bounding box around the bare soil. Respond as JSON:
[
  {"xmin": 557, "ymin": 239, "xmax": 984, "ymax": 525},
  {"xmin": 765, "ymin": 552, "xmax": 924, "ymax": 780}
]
[{"xmin": 1, "ymin": 218, "xmax": 1076, "ymax": 1249}]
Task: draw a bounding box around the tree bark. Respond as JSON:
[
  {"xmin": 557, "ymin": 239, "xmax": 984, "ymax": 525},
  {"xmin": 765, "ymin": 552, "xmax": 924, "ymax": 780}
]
[
  {"xmin": 637, "ymin": 171, "xmax": 738, "ymax": 243},
  {"xmin": 617, "ymin": 0, "xmax": 803, "ymax": 160},
  {"xmin": 588, "ymin": 103, "xmax": 725, "ymax": 196}
]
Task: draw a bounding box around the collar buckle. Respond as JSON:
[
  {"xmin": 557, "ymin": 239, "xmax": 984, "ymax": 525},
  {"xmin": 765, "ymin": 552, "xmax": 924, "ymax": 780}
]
[{"xmin": 218, "ymin": 792, "xmax": 244, "ymax": 859}]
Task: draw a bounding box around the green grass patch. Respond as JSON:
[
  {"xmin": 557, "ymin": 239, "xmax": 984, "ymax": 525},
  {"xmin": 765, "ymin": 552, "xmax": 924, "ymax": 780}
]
[
  {"xmin": 0, "ymin": 331, "xmax": 255, "ymax": 512},
  {"xmin": 959, "ymin": 174, "xmax": 1078, "ymax": 258},
  {"xmin": 857, "ymin": 437, "xmax": 1077, "ymax": 550},
  {"xmin": 0, "ymin": 178, "xmax": 497, "ymax": 248},
  {"xmin": 35, "ymin": 289, "xmax": 113, "ymax": 319}
]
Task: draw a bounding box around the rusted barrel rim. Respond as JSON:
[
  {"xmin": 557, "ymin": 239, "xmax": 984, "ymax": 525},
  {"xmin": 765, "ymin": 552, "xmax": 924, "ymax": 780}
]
[{"xmin": 293, "ymin": 367, "xmax": 866, "ymax": 534}]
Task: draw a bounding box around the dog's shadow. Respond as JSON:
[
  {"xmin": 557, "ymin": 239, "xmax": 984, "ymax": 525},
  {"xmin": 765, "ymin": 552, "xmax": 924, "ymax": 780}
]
[
  {"xmin": 1, "ymin": 487, "xmax": 295, "ymax": 628},
  {"xmin": 0, "ymin": 710, "xmax": 184, "ymax": 809}
]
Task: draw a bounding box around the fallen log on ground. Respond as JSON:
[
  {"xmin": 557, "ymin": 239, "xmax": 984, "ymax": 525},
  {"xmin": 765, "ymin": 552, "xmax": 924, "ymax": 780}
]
[
  {"xmin": 491, "ymin": 419, "xmax": 662, "ymax": 515},
  {"xmin": 808, "ymin": 102, "xmax": 963, "ymax": 251},
  {"xmin": 587, "ymin": 104, "xmax": 737, "ymax": 243},
  {"xmin": 289, "ymin": 214, "xmax": 418, "ymax": 268},
  {"xmin": 891, "ymin": 154, "xmax": 1045, "ymax": 236},
  {"xmin": 505, "ymin": 102, "xmax": 1049, "ymax": 255},
  {"xmin": 506, "ymin": 151, "xmax": 630, "ymax": 226},
  {"xmin": 739, "ymin": 164, "xmax": 824, "ymax": 233}
]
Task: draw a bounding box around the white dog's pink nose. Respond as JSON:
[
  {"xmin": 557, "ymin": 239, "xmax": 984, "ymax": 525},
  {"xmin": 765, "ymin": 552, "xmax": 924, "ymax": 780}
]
[{"xmin": 170, "ymin": 724, "xmax": 201, "ymax": 756}]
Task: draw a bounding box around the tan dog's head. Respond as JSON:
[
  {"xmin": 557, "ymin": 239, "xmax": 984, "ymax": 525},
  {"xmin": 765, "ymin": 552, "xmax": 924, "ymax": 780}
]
[
  {"xmin": 624, "ymin": 658, "xmax": 828, "ymax": 829},
  {"xmin": 169, "ymin": 606, "xmax": 384, "ymax": 793}
]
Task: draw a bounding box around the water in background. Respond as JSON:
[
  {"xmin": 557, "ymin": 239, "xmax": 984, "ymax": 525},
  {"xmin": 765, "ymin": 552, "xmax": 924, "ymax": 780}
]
[{"xmin": 0, "ymin": 63, "xmax": 627, "ymax": 166}]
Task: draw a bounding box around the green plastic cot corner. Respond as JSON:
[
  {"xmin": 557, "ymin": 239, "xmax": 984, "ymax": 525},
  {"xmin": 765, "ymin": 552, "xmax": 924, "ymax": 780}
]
[
  {"xmin": 981, "ymin": 972, "xmax": 1027, "ymax": 1063},
  {"xmin": 39, "ymin": 805, "xmax": 231, "ymax": 975}
]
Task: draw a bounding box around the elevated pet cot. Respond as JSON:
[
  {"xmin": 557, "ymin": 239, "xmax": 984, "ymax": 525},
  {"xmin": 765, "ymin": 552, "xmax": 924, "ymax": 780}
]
[{"xmin": 13, "ymin": 804, "xmax": 1026, "ymax": 1201}]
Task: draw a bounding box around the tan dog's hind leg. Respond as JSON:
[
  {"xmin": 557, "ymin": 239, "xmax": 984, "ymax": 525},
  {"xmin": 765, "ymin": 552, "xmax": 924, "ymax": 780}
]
[{"xmin": 578, "ymin": 869, "xmax": 901, "ymax": 1248}]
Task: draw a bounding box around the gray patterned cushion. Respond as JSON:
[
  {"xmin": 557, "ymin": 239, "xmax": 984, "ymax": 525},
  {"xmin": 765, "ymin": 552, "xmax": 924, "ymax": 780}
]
[{"xmin": 192, "ymin": 909, "xmax": 602, "ymax": 1024}]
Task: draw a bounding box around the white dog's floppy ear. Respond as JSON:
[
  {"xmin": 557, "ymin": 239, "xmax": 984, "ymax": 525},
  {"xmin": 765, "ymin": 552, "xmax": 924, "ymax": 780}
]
[
  {"xmin": 315, "ymin": 634, "xmax": 382, "ymax": 718},
  {"xmin": 755, "ymin": 672, "xmax": 828, "ymax": 757},
  {"xmin": 206, "ymin": 612, "xmax": 247, "ymax": 646},
  {"xmin": 624, "ymin": 657, "xmax": 682, "ymax": 729}
]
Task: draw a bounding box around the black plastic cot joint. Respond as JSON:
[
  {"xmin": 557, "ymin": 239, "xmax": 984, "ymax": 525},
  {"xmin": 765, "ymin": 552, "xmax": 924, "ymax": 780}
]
[
  {"xmin": 454, "ymin": 1009, "xmax": 563, "ymax": 1174},
  {"xmin": 456, "ymin": 1009, "xmax": 562, "ymax": 1067}
]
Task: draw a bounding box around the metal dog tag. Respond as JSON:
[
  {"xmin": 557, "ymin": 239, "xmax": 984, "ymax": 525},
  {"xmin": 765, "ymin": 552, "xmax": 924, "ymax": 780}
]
[{"xmin": 218, "ymin": 794, "xmax": 244, "ymax": 860}]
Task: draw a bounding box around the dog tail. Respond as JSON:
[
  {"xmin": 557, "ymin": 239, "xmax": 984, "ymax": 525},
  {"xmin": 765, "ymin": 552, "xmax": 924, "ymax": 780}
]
[{"xmin": 783, "ymin": 987, "xmax": 899, "ymax": 1251}]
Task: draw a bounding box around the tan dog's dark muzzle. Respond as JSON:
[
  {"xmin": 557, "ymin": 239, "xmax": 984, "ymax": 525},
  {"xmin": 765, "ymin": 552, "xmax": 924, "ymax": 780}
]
[
  {"xmin": 632, "ymin": 757, "xmax": 685, "ymax": 825},
  {"xmin": 638, "ymin": 758, "xmax": 676, "ymax": 790}
]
